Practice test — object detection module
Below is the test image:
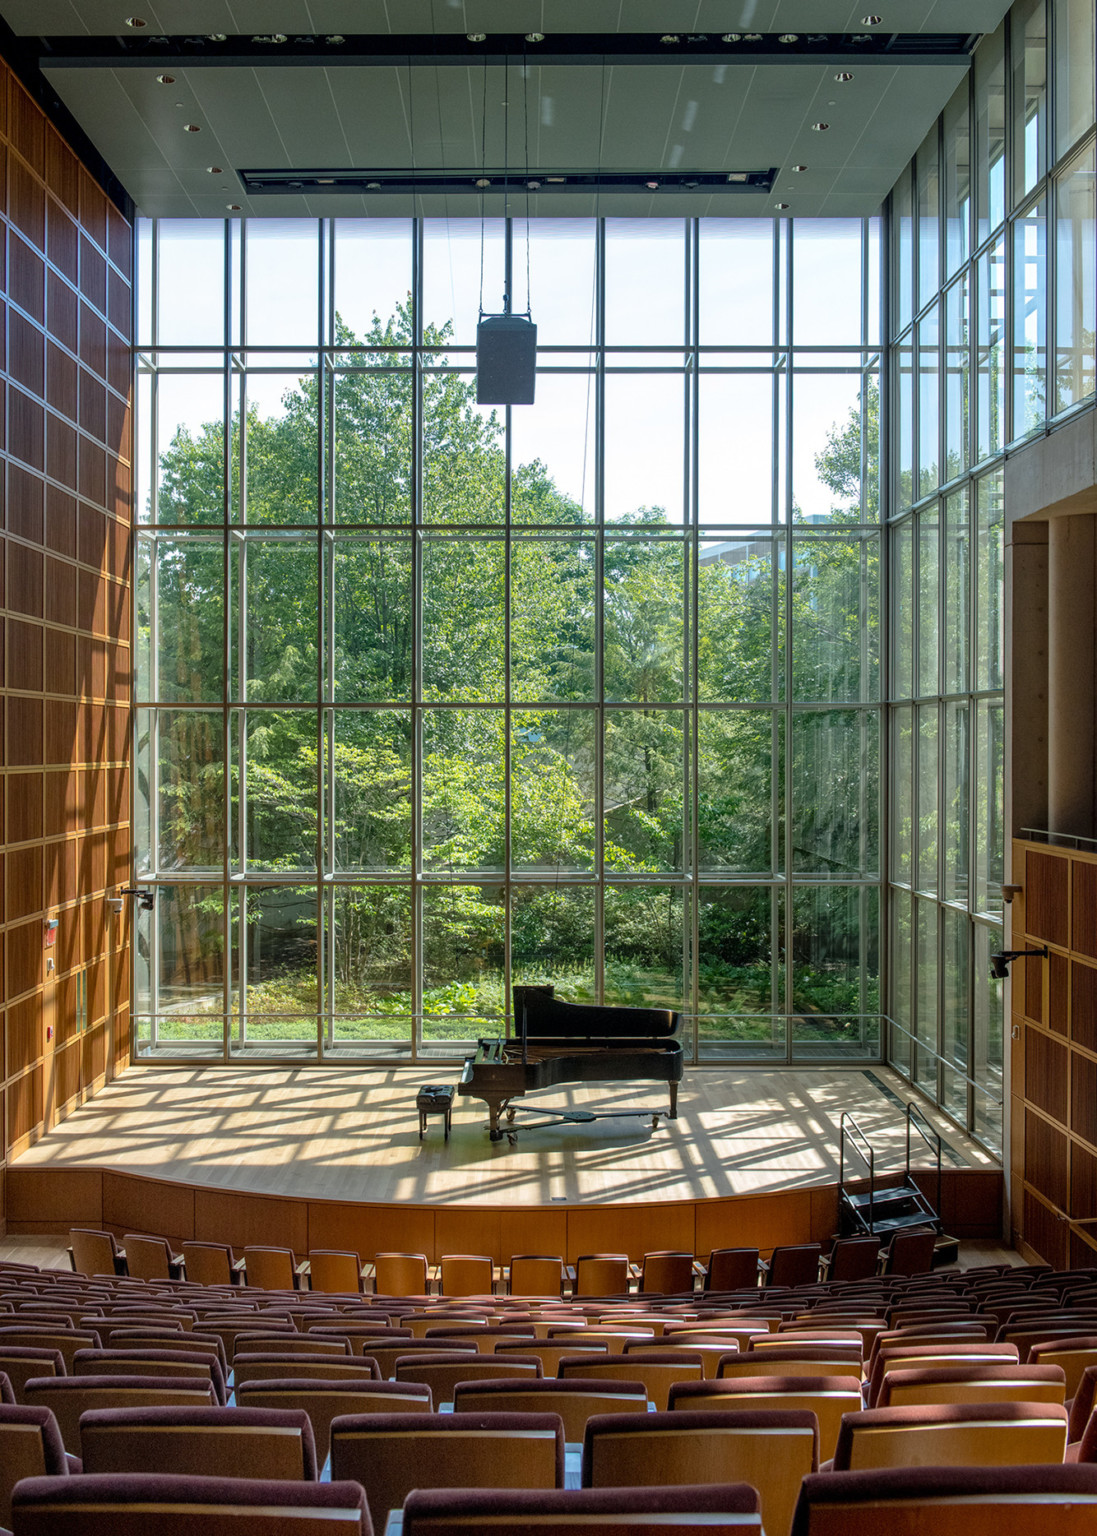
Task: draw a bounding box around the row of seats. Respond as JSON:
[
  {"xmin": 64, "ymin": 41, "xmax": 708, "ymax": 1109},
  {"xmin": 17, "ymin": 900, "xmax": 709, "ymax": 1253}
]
[
  {"xmin": 68, "ymin": 1228, "xmax": 938, "ymax": 1293},
  {"xmin": 2, "ymin": 1254, "xmax": 1097, "ymax": 1532}
]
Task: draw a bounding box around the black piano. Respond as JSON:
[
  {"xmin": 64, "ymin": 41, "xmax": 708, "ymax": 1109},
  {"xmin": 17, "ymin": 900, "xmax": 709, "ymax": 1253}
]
[{"xmin": 458, "ymin": 984, "xmax": 683, "ymax": 1143}]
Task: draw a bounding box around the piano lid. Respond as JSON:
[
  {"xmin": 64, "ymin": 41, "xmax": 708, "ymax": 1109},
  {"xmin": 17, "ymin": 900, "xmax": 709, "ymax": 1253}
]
[{"xmin": 513, "ymin": 984, "xmax": 679, "ymax": 1042}]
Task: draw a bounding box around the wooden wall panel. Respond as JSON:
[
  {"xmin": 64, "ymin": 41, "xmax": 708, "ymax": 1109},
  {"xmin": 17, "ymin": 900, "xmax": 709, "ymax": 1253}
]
[
  {"xmin": 1072, "ymin": 962, "xmax": 1097, "ymax": 1053},
  {"xmin": 1025, "ymin": 1111, "xmax": 1069, "ymax": 1211},
  {"xmin": 194, "ymin": 1188, "xmax": 308, "ymax": 1255},
  {"xmin": 6, "ymin": 1164, "xmax": 100, "ymax": 1225},
  {"xmin": 1074, "ymin": 863, "xmax": 1097, "ymax": 959},
  {"xmin": 306, "ymin": 1201, "xmax": 435, "ymax": 1261},
  {"xmin": 435, "ymin": 1207, "xmax": 502, "ymax": 1267},
  {"xmin": 1028, "ymin": 850, "xmax": 1069, "ymax": 947},
  {"xmin": 694, "ymin": 1191, "xmax": 814, "ymax": 1259},
  {"xmin": 498, "ymin": 1207, "xmax": 569, "ymax": 1263},
  {"xmin": 565, "ymin": 1201, "xmax": 695, "ymax": 1264},
  {"xmin": 1023, "ymin": 1189, "xmax": 1069, "ymax": 1267},
  {"xmin": 1026, "ymin": 1026, "xmax": 1069, "ymax": 1122},
  {"xmin": 1049, "ymin": 951, "xmax": 1069, "ymax": 1034},
  {"xmin": 101, "ymin": 1170, "xmax": 195, "ymax": 1244},
  {"xmin": 0, "ymin": 58, "xmax": 133, "ymax": 1221}
]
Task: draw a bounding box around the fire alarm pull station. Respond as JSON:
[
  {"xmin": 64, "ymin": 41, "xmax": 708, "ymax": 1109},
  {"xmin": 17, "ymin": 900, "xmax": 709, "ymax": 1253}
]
[{"xmin": 44, "ymin": 918, "xmax": 58, "ymax": 947}]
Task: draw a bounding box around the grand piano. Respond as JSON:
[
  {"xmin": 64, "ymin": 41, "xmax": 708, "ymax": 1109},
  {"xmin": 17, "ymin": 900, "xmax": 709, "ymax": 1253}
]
[{"xmin": 459, "ymin": 984, "xmax": 683, "ymax": 1143}]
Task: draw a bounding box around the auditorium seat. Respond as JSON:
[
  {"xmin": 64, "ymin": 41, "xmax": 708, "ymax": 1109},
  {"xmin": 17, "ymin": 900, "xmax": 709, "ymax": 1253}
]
[
  {"xmin": 243, "ymin": 1248, "xmax": 303, "ymax": 1291},
  {"xmin": 668, "ymin": 1375, "xmax": 864, "ymax": 1461},
  {"xmin": 790, "ymin": 1464, "xmax": 1097, "ymax": 1536},
  {"xmin": 236, "ymin": 1375, "xmax": 432, "ymax": 1464},
  {"xmin": 0, "ymin": 1346, "xmax": 66, "ymax": 1401},
  {"xmin": 560, "ymin": 1351, "xmax": 704, "ymax": 1411},
  {"xmin": 122, "ymin": 1237, "xmax": 185, "ymax": 1283},
  {"xmin": 401, "ymin": 1482, "xmax": 763, "ymax": 1536},
  {"xmin": 80, "ymin": 1404, "xmax": 318, "ymax": 1480},
  {"xmin": 72, "ymin": 1347, "xmax": 227, "ymax": 1404},
  {"xmin": 358, "ymin": 1339, "xmax": 478, "ymax": 1379},
  {"xmin": 818, "ymin": 1237, "xmax": 882, "ymax": 1284},
  {"xmin": 1025, "ymin": 1336, "xmax": 1097, "ymax": 1398},
  {"xmin": 405, "ymin": 1312, "xmax": 492, "ymax": 1338},
  {"xmin": 829, "ymin": 1401, "xmax": 1069, "ymax": 1471},
  {"xmin": 0, "ymin": 1405, "xmax": 74, "ymax": 1529},
  {"xmin": 394, "ymin": 1352, "xmax": 541, "ymax": 1400},
  {"xmin": 867, "ymin": 1341, "xmax": 1021, "ymax": 1406},
  {"xmin": 231, "ymin": 1353, "xmax": 381, "ymax": 1386},
  {"xmin": 1067, "ymin": 1363, "xmax": 1097, "ymax": 1443},
  {"xmin": 507, "ymin": 1256, "xmax": 566, "ymax": 1297},
  {"xmin": 68, "ymin": 1231, "xmax": 128, "ymax": 1279},
  {"xmin": 438, "ymin": 1255, "xmax": 495, "ymax": 1296},
  {"xmin": 180, "ymin": 1241, "xmax": 246, "ymax": 1286},
  {"xmin": 703, "ymin": 1249, "xmax": 762, "ymax": 1291},
  {"xmin": 374, "ymin": 1253, "xmax": 430, "ymax": 1295},
  {"xmin": 878, "ymin": 1230, "xmax": 938, "ymax": 1276},
  {"xmin": 573, "ymin": 1256, "xmax": 631, "ymax": 1297},
  {"xmin": 235, "ymin": 1332, "xmax": 351, "ymax": 1358},
  {"xmin": 762, "ymin": 1246, "xmax": 823, "ymax": 1288},
  {"xmin": 424, "ymin": 1323, "xmax": 536, "ymax": 1352},
  {"xmin": 452, "ymin": 1376, "xmax": 648, "ymax": 1441},
  {"xmin": 497, "ymin": 1337, "xmax": 609, "ymax": 1373},
  {"xmin": 583, "ymin": 1408, "xmax": 817, "ymax": 1536},
  {"xmin": 639, "ymin": 1253, "xmax": 696, "ymax": 1294},
  {"xmin": 24, "ymin": 1374, "xmax": 218, "ymax": 1454},
  {"xmin": 331, "ymin": 1409, "xmax": 565, "ymax": 1526},
  {"xmin": 0, "ymin": 1327, "xmax": 103, "ymax": 1373},
  {"xmin": 10, "ymin": 1472, "xmax": 371, "ymax": 1536},
  {"xmin": 303, "ymin": 1251, "xmax": 369, "ymax": 1295},
  {"xmin": 626, "ymin": 1337, "xmax": 742, "ymax": 1377},
  {"xmin": 878, "ymin": 1361, "xmax": 1066, "ymax": 1409}
]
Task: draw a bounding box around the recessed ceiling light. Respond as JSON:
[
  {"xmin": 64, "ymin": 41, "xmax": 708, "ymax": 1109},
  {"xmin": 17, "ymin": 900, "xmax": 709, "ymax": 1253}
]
[
  {"xmin": 834, "ymin": 71, "xmax": 854, "ymax": 81},
  {"xmin": 183, "ymin": 123, "xmax": 201, "ymax": 132},
  {"xmin": 124, "ymin": 16, "xmax": 146, "ymax": 27},
  {"xmin": 722, "ymin": 33, "xmax": 742, "ymax": 42},
  {"xmin": 366, "ymin": 181, "xmax": 381, "ymax": 189},
  {"xmin": 727, "ymin": 172, "xmax": 748, "ymax": 182},
  {"xmin": 207, "ymin": 33, "xmax": 227, "ymax": 41},
  {"xmin": 467, "ymin": 32, "xmax": 487, "ymax": 42},
  {"xmin": 743, "ymin": 34, "xmax": 763, "ymax": 42},
  {"xmin": 775, "ymin": 202, "xmax": 789, "ymax": 209},
  {"xmin": 811, "ymin": 122, "xmax": 830, "ymax": 131},
  {"xmin": 861, "ymin": 14, "xmax": 882, "ymax": 23},
  {"xmin": 325, "ymin": 35, "xmax": 345, "ymax": 45},
  {"xmin": 226, "ymin": 203, "xmax": 240, "ymax": 210},
  {"xmin": 155, "ymin": 73, "xmax": 175, "ymax": 84},
  {"xmin": 778, "ymin": 34, "xmax": 799, "ymax": 43},
  {"xmin": 475, "ymin": 177, "xmax": 491, "ymax": 187},
  {"xmin": 546, "ymin": 176, "xmax": 566, "ymax": 183},
  {"xmin": 207, "ymin": 166, "xmax": 222, "ymax": 173},
  {"xmin": 524, "ymin": 33, "xmax": 544, "ymax": 43},
  {"xmin": 660, "ymin": 36, "xmax": 680, "ymax": 45},
  {"xmin": 527, "ymin": 179, "xmax": 542, "ymax": 189},
  {"xmin": 792, "ymin": 164, "xmax": 808, "ymax": 172}
]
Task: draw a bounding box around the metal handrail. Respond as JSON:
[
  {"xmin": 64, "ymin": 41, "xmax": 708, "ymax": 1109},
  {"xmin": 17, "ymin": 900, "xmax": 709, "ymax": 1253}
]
[
  {"xmin": 905, "ymin": 1101, "xmax": 942, "ymax": 1227},
  {"xmin": 839, "ymin": 1111, "xmax": 876, "ymax": 1234}
]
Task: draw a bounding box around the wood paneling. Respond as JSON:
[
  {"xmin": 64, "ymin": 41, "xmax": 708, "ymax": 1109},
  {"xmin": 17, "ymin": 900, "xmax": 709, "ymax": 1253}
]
[
  {"xmin": 1023, "ymin": 1188, "xmax": 1069, "ymax": 1268},
  {"xmin": 1072, "ymin": 1054, "xmax": 1097, "ymax": 1148},
  {"xmin": 1028, "ymin": 850, "xmax": 1070, "ymax": 948},
  {"xmin": 1072, "ymin": 961, "xmax": 1097, "ymax": 1053},
  {"xmin": 1049, "ymin": 950, "xmax": 1069, "ymax": 1033},
  {"xmin": 1074, "ymin": 863, "xmax": 1097, "ymax": 960},
  {"xmin": 1025, "ymin": 1110, "xmax": 1069, "ymax": 1211},
  {"xmin": 2, "ymin": 1164, "xmax": 1005, "ymax": 1255},
  {"xmin": 1026, "ymin": 1026, "xmax": 1069, "ymax": 1123},
  {"xmin": 0, "ymin": 53, "xmax": 134, "ymax": 1212}
]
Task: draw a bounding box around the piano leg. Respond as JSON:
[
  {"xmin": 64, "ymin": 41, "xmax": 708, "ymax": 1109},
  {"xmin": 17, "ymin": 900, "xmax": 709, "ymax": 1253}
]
[{"xmin": 668, "ymin": 1082, "xmax": 678, "ymax": 1119}]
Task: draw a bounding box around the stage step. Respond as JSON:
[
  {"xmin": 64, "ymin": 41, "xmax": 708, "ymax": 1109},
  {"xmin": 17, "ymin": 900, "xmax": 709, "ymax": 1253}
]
[{"xmin": 838, "ymin": 1176, "xmax": 940, "ymax": 1237}]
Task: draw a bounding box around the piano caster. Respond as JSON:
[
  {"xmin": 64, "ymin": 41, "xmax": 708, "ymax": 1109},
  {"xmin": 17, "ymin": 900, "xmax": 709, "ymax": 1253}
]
[
  {"xmin": 651, "ymin": 1115, "xmax": 661, "ymax": 1130},
  {"xmin": 489, "ymin": 1126, "xmax": 504, "ymax": 1142},
  {"xmin": 507, "ymin": 1132, "xmax": 518, "ymax": 1146}
]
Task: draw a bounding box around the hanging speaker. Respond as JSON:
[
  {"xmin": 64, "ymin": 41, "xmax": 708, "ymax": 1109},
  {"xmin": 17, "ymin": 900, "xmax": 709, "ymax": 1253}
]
[{"xmin": 476, "ymin": 313, "xmax": 537, "ymax": 405}]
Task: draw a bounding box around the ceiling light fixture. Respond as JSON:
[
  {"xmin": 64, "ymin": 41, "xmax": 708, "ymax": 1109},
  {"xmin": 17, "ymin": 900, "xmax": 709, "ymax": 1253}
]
[
  {"xmin": 156, "ymin": 73, "xmax": 175, "ymax": 84},
  {"xmin": 226, "ymin": 203, "xmax": 240, "ymax": 210},
  {"xmin": 660, "ymin": 36, "xmax": 680, "ymax": 45},
  {"xmin": 778, "ymin": 34, "xmax": 799, "ymax": 43},
  {"xmin": 366, "ymin": 181, "xmax": 381, "ymax": 188},
  {"xmin": 646, "ymin": 179, "xmax": 660, "ymax": 189},
  {"xmin": 207, "ymin": 33, "xmax": 227, "ymax": 41},
  {"xmin": 467, "ymin": 33, "xmax": 487, "ymax": 43},
  {"xmin": 727, "ymin": 172, "xmax": 748, "ymax": 182},
  {"xmin": 183, "ymin": 123, "xmax": 201, "ymax": 132},
  {"xmin": 124, "ymin": 16, "xmax": 146, "ymax": 26},
  {"xmin": 834, "ymin": 71, "xmax": 854, "ymax": 81},
  {"xmin": 743, "ymin": 34, "xmax": 763, "ymax": 42},
  {"xmin": 792, "ymin": 164, "xmax": 808, "ymax": 171},
  {"xmin": 811, "ymin": 122, "xmax": 830, "ymax": 131},
  {"xmin": 524, "ymin": 33, "xmax": 544, "ymax": 43},
  {"xmin": 722, "ymin": 33, "xmax": 742, "ymax": 42},
  {"xmin": 475, "ymin": 176, "xmax": 491, "ymax": 187},
  {"xmin": 527, "ymin": 179, "xmax": 542, "ymax": 189},
  {"xmin": 775, "ymin": 201, "xmax": 789, "ymax": 209},
  {"xmin": 861, "ymin": 14, "xmax": 882, "ymax": 23},
  {"xmin": 206, "ymin": 165, "xmax": 222, "ymax": 173}
]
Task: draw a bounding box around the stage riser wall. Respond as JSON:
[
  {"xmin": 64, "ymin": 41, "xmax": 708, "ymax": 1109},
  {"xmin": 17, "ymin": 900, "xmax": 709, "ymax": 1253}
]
[{"xmin": 6, "ymin": 1165, "xmax": 1003, "ymax": 1260}]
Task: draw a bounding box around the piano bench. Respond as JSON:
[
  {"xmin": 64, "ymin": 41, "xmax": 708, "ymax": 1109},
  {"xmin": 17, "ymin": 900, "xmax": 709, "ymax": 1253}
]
[{"xmin": 417, "ymin": 1084, "xmax": 456, "ymax": 1142}]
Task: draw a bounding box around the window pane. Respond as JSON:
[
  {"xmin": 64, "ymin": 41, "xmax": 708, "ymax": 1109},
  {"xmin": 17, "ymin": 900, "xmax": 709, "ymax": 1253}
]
[
  {"xmin": 329, "ymin": 711, "xmax": 411, "ymax": 873},
  {"xmin": 604, "ymin": 220, "xmax": 685, "ymax": 345},
  {"xmin": 512, "ymin": 219, "xmax": 598, "ymax": 347},
  {"xmin": 897, "ymin": 339, "xmax": 914, "ymax": 508},
  {"xmin": 976, "ymin": 470, "xmax": 1005, "ymax": 690},
  {"xmin": 139, "ymin": 534, "xmax": 224, "ymax": 703},
  {"xmin": 329, "ymin": 536, "xmax": 412, "ymax": 702},
  {"xmin": 792, "ymin": 372, "xmax": 868, "ymax": 523},
  {"xmin": 697, "ymin": 887, "xmax": 783, "ymax": 1052},
  {"xmin": 328, "ymin": 886, "xmax": 412, "ymax": 1049},
  {"xmin": 698, "ymin": 534, "xmax": 783, "ymax": 704},
  {"xmin": 422, "ymin": 536, "xmax": 504, "ymax": 701},
  {"xmin": 790, "ymin": 709, "xmax": 879, "ymax": 877},
  {"xmin": 233, "ymin": 885, "xmax": 319, "ymax": 1047},
  {"xmin": 889, "ymin": 888, "xmax": 913, "ymax": 1076},
  {"xmin": 918, "ymin": 305, "xmax": 940, "ymax": 498},
  {"xmin": 976, "ymin": 239, "xmax": 1006, "ymax": 461},
  {"xmin": 154, "ymin": 711, "xmax": 224, "ymax": 873},
  {"xmin": 332, "ymin": 219, "xmax": 413, "ymax": 344},
  {"xmin": 243, "ymin": 374, "xmax": 318, "ymax": 523},
  {"xmin": 422, "ymin": 711, "xmax": 504, "ymax": 873},
  {"xmin": 943, "ymin": 488, "xmax": 971, "ymax": 694},
  {"xmin": 1012, "ymin": 200, "xmax": 1047, "ymax": 439},
  {"xmin": 422, "ymin": 382, "xmax": 505, "ymax": 524},
  {"xmin": 511, "ymin": 886, "xmax": 594, "ymax": 993},
  {"xmin": 792, "ymin": 220, "xmax": 863, "ymax": 345},
  {"xmin": 245, "ymin": 221, "xmax": 319, "ymax": 347},
  {"xmin": 891, "ymin": 706, "xmax": 913, "ymax": 886},
  {"xmin": 893, "ymin": 167, "xmax": 914, "ymax": 335},
  {"xmin": 331, "ymin": 361, "xmax": 413, "ymax": 524},
  {"xmin": 604, "ymin": 375, "xmax": 684, "ymax": 523},
  {"xmin": 918, "ymin": 510, "xmax": 938, "ymax": 697},
  {"xmin": 423, "ymin": 219, "xmax": 504, "ymax": 348},
  {"xmin": 973, "ymin": 923, "xmax": 1005, "ymax": 1152},
  {"xmin": 791, "ymin": 531, "xmax": 879, "ymax": 704},
  {"xmin": 422, "ymin": 885, "xmax": 505, "ymax": 1039},
  {"xmin": 153, "ymin": 375, "xmax": 225, "ymax": 525},
  {"xmin": 975, "ymin": 700, "xmax": 1005, "ymax": 918},
  {"xmin": 1054, "ymin": 142, "xmax": 1096, "ymax": 414},
  {"xmin": 698, "ymin": 370, "xmax": 777, "ymax": 525},
  {"xmin": 941, "ymin": 907, "xmax": 970, "ymax": 1089},
  {"xmin": 943, "ymin": 84, "xmax": 971, "ymax": 277},
  {"xmin": 1054, "ymin": 0, "xmax": 1096, "ymax": 160},
  {"xmin": 943, "ymin": 699, "xmax": 970, "ymax": 903},
  {"xmin": 944, "ymin": 272, "xmax": 970, "ymax": 480},
  {"xmin": 697, "ymin": 710, "xmax": 782, "ymax": 874},
  {"xmin": 1011, "ymin": 0, "xmax": 1047, "ymax": 203},
  {"xmin": 604, "ymin": 886, "xmax": 687, "ymax": 1010},
  {"xmin": 916, "ymin": 128, "xmax": 940, "ymax": 311},
  {"xmin": 790, "ymin": 886, "xmax": 879, "ymax": 1044},
  {"xmin": 510, "ymin": 372, "xmax": 596, "ymax": 522},
  {"xmin": 892, "ymin": 520, "xmax": 914, "ymax": 701},
  {"xmin": 511, "ymin": 709, "xmax": 596, "ymax": 872},
  {"xmin": 604, "ymin": 710, "xmax": 685, "ymax": 873},
  {"xmin": 232, "ymin": 536, "xmax": 317, "ymax": 703},
  {"xmin": 700, "ymin": 221, "xmax": 776, "ymax": 346},
  {"xmin": 236, "ymin": 712, "xmax": 317, "ymax": 873},
  {"xmin": 603, "ymin": 537, "xmax": 685, "ymax": 703},
  {"xmin": 158, "ymin": 222, "xmax": 225, "ymax": 346},
  {"xmin": 511, "ymin": 536, "xmax": 595, "ymax": 702},
  {"xmin": 917, "ymin": 702, "xmax": 938, "ymax": 895},
  {"xmin": 914, "ymin": 898, "xmax": 938, "ymax": 1090},
  {"xmin": 974, "ymin": 23, "xmax": 1006, "ymax": 243},
  {"xmin": 138, "ymin": 883, "xmax": 225, "ymax": 1042}
]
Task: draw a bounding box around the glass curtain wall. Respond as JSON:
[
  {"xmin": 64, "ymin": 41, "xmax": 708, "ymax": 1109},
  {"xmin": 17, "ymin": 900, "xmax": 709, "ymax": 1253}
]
[
  {"xmin": 888, "ymin": 0, "xmax": 1096, "ymax": 1157},
  {"xmin": 134, "ymin": 214, "xmax": 882, "ymax": 1065}
]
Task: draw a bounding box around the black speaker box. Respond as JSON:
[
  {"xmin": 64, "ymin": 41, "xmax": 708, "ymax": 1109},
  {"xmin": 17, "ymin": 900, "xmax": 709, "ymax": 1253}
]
[{"xmin": 476, "ymin": 313, "xmax": 538, "ymax": 405}]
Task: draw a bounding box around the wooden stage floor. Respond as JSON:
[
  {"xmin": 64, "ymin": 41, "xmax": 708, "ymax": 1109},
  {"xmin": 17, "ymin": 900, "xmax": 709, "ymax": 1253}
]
[{"xmin": 12, "ymin": 1064, "xmax": 996, "ymax": 1209}]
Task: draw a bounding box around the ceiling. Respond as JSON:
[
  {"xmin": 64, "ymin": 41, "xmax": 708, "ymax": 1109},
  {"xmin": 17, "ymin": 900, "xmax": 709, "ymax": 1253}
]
[{"xmin": 0, "ymin": 1, "xmax": 1012, "ymax": 219}]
